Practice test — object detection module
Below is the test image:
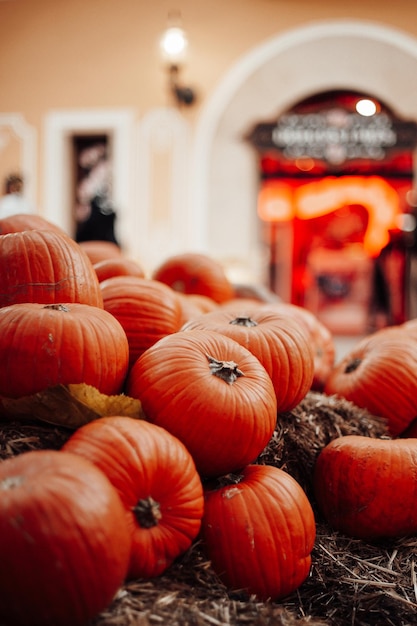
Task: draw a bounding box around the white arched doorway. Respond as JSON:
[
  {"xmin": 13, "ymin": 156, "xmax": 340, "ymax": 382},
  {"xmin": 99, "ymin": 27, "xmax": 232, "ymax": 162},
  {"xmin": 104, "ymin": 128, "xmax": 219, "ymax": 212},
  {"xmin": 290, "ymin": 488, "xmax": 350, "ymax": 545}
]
[{"xmin": 191, "ymin": 19, "xmax": 417, "ymax": 284}]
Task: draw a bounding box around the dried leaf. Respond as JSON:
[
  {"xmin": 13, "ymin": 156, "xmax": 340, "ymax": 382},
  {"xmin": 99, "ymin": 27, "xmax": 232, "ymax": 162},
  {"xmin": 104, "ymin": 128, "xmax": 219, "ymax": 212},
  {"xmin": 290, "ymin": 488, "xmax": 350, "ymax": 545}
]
[{"xmin": 0, "ymin": 383, "xmax": 145, "ymax": 429}]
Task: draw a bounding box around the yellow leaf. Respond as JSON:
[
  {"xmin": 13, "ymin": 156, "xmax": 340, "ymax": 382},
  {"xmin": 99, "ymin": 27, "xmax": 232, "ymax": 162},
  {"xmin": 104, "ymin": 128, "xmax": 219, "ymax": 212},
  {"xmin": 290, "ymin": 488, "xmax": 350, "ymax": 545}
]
[{"xmin": 0, "ymin": 383, "xmax": 145, "ymax": 430}]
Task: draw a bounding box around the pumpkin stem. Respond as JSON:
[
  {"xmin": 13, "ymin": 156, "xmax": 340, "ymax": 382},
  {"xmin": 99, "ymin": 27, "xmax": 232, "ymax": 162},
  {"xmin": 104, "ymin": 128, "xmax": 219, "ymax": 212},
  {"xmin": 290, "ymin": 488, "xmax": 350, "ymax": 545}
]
[
  {"xmin": 344, "ymin": 357, "xmax": 362, "ymax": 374},
  {"xmin": 216, "ymin": 472, "xmax": 244, "ymax": 487},
  {"xmin": 43, "ymin": 304, "xmax": 70, "ymax": 312},
  {"xmin": 132, "ymin": 496, "xmax": 162, "ymax": 528},
  {"xmin": 229, "ymin": 316, "xmax": 258, "ymax": 327},
  {"xmin": 206, "ymin": 354, "xmax": 244, "ymax": 384}
]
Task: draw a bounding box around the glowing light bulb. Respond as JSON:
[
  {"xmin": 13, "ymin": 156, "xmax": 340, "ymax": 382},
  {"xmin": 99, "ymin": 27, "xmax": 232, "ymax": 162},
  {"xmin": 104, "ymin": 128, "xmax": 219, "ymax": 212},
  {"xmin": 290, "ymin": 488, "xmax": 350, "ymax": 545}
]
[
  {"xmin": 160, "ymin": 27, "xmax": 188, "ymax": 63},
  {"xmin": 356, "ymin": 99, "xmax": 377, "ymax": 117}
]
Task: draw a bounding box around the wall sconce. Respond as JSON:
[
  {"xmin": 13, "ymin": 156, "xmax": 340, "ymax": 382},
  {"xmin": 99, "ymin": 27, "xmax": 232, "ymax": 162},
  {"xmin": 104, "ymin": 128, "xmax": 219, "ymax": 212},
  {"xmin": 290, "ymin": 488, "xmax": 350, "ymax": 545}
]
[{"xmin": 160, "ymin": 18, "xmax": 197, "ymax": 107}]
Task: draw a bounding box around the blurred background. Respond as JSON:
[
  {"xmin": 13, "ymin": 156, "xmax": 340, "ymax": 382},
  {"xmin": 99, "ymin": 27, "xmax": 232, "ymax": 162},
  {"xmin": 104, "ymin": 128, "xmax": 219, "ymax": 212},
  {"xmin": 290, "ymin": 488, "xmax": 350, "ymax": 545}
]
[{"xmin": 2, "ymin": 0, "xmax": 417, "ymax": 343}]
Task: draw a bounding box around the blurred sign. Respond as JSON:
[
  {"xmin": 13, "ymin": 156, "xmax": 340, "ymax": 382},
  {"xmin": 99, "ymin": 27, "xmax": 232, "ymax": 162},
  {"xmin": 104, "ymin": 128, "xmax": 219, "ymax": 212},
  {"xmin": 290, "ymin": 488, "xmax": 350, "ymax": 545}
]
[{"xmin": 247, "ymin": 109, "xmax": 417, "ymax": 165}]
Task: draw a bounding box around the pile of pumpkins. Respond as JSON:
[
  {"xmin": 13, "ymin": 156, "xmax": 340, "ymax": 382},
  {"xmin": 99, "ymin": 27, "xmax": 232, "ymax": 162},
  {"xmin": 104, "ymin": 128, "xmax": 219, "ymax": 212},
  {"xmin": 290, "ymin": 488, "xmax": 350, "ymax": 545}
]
[{"xmin": 1, "ymin": 213, "xmax": 417, "ymax": 626}]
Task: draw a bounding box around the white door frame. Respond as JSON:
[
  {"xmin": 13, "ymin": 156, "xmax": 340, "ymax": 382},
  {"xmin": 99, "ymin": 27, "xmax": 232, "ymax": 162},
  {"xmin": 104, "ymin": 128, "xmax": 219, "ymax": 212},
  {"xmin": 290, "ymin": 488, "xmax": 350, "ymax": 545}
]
[
  {"xmin": 43, "ymin": 108, "xmax": 135, "ymax": 251},
  {"xmin": 0, "ymin": 113, "xmax": 37, "ymax": 206}
]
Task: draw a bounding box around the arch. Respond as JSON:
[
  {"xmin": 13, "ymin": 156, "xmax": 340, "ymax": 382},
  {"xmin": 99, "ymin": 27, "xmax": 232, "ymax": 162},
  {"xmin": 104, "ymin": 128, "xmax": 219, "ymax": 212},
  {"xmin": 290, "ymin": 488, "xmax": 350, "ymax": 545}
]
[{"xmin": 191, "ymin": 19, "xmax": 417, "ymax": 282}]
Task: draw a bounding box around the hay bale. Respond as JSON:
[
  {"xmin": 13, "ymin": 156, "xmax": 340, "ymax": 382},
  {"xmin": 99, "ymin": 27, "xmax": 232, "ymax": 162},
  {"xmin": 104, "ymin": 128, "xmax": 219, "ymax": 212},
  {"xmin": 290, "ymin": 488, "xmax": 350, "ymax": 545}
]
[{"xmin": 1, "ymin": 392, "xmax": 416, "ymax": 626}]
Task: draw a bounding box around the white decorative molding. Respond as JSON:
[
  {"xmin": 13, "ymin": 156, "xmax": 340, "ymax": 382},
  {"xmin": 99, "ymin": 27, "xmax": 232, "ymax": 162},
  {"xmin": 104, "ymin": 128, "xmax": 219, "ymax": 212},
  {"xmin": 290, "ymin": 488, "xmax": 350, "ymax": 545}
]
[
  {"xmin": 0, "ymin": 113, "xmax": 37, "ymax": 206},
  {"xmin": 136, "ymin": 107, "xmax": 191, "ymax": 273},
  {"xmin": 43, "ymin": 108, "xmax": 136, "ymax": 252}
]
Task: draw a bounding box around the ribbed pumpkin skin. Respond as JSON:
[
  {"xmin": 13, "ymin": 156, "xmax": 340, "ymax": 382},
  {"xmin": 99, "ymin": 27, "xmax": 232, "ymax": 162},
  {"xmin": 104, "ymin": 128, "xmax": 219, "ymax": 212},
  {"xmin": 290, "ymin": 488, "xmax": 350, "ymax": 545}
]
[
  {"xmin": 0, "ymin": 302, "xmax": 129, "ymax": 398},
  {"xmin": 0, "ymin": 450, "xmax": 131, "ymax": 626},
  {"xmin": 314, "ymin": 435, "xmax": 417, "ymax": 540},
  {"xmin": 126, "ymin": 329, "xmax": 277, "ymax": 478},
  {"xmin": 324, "ymin": 327, "xmax": 417, "ymax": 436},
  {"xmin": 100, "ymin": 276, "xmax": 183, "ymax": 368},
  {"xmin": 152, "ymin": 252, "xmax": 235, "ymax": 304},
  {"xmin": 0, "ymin": 213, "xmax": 66, "ymax": 235},
  {"xmin": 0, "ymin": 229, "xmax": 103, "ymax": 308},
  {"xmin": 182, "ymin": 309, "xmax": 314, "ymax": 412},
  {"xmin": 63, "ymin": 416, "xmax": 204, "ymax": 580},
  {"xmin": 201, "ymin": 465, "xmax": 316, "ymax": 601},
  {"xmin": 261, "ymin": 302, "xmax": 335, "ymax": 392}
]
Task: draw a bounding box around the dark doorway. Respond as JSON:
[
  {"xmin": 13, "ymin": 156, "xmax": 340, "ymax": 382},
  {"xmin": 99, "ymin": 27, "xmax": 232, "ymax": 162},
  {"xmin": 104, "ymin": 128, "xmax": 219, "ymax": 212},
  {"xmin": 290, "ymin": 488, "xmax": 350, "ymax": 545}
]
[{"xmin": 71, "ymin": 134, "xmax": 119, "ymax": 245}]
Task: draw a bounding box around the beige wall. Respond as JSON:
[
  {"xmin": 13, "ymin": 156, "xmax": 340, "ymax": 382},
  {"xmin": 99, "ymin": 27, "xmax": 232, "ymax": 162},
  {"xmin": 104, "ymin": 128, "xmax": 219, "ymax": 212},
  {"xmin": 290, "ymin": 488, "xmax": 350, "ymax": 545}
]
[
  {"xmin": 2, "ymin": 0, "xmax": 417, "ymax": 277},
  {"xmin": 3, "ymin": 0, "xmax": 417, "ymax": 116}
]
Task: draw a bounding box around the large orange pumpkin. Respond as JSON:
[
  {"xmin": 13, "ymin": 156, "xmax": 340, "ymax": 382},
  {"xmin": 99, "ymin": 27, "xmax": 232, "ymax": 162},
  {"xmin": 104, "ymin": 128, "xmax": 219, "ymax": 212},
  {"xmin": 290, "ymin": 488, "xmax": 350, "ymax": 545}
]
[
  {"xmin": 0, "ymin": 302, "xmax": 129, "ymax": 398},
  {"xmin": 63, "ymin": 416, "xmax": 204, "ymax": 580},
  {"xmin": 152, "ymin": 252, "xmax": 234, "ymax": 303},
  {"xmin": 0, "ymin": 212, "xmax": 66, "ymax": 235},
  {"xmin": 314, "ymin": 435, "xmax": 417, "ymax": 540},
  {"xmin": 126, "ymin": 329, "xmax": 277, "ymax": 478},
  {"xmin": 100, "ymin": 275, "xmax": 183, "ymax": 368},
  {"xmin": 182, "ymin": 308, "xmax": 314, "ymax": 412},
  {"xmin": 0, "ymin": 229, "xmax": 103, "ymax": 308},
  {"xmin": 201, "ymin": 464, "xmax": 316, "ymax": 600},
  {"xmin": 0, "ymin": 449, "xmax": 131, "ymax": 626}
]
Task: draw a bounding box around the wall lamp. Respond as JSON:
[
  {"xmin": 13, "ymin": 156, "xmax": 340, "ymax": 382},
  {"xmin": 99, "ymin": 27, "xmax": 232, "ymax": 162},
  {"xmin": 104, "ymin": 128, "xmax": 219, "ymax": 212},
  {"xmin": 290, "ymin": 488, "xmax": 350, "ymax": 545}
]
[{"xmin": 160, "ymin": 19, "xmax": 197, "ymax": 107}]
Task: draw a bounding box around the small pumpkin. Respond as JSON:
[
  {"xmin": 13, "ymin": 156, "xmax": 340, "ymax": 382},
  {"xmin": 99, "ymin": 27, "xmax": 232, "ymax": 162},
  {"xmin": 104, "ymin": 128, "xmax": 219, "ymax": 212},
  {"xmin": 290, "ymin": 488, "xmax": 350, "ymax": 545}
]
[
  {"xmin": 126, "ymin": 329, "xmax": 277, "ymax": 478},
  {"xmin": 93, "ymin": 256, "xmax": 146, "ymax": 282},
  {"xmin": 0, "ymin": 449, "xmax": 131, "ymax": 626},
  {"xmin": 201, "ymin": 464, "xmax": 316, "ymax": 601},
  {"xmin": 314, "ymin": 435, "xmax": 417, "ymax": 540},
  {"xmin": 152, "ymin": 252, "xmax": 235, "ymax": 303},
  {"xmin": 78, "ymin": 239, "xmax": 123, "ymax": 265},
  {"xmin": 0, "ymin": 229, "xmax": 103, "ymax": 308},
  {"xmin": 0, "ymin": 302, "xmax": 129, "ymax": 398},
  {"xmin": 182, "ymin": 308, "xmax": 314, "ymax": 412},
  {"xmin": 324, "ymin": 326, "xmax": 417, "ymax": 436},
  {"xmin": 100, "ymin": 275, "xmax": 183, "ymax": 368},
  {"xmin": 63, "ymin": 416, "xmax": 204, "ymax": 579},
  {"xmin": 176, "ymin": 292, "xmax": 218, "ymax": 326}
]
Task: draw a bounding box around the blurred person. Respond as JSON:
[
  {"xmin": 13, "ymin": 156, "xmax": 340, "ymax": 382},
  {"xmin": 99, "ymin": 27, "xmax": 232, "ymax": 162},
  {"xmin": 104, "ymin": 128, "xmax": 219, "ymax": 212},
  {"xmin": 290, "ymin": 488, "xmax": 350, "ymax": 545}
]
[
  {"xmin": 0, "ymin": 173, "xmax": 34, "ymax": 218},
  {"xmin": 75, "ymin": 192, "xmax": 119, "ymax": 246},
  {"xmin": 74, "ymin": 142, "xmax": 119, "ymax": 245}
]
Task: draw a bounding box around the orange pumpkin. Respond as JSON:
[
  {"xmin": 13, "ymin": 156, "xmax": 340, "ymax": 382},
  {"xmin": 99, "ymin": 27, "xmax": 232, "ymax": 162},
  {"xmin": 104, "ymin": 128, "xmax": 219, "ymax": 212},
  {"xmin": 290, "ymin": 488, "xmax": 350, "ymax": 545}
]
[
  {"xmin": 182, "ymin": 308, "xmax": 314, "ymax": 412},
  {"xmin": 259, "ymin": 302, "xmax": 335, "ymax": 391},
  {"xmin": 0, "ymin": 449, "xmax": 131, "ymax": 626},
  {"xmin": 152, "ymin": 252, "xmax": 234, "ymax": 303},
  {"xmin": 93, "ymin": 256, "xmax": 145, "ymax": 282},
  {"xmin": 0, "ymin": 213, "xmax": 66, "ymax": 235},
  {"xmin": 0, "ymin": 302, "xmax": 129, "ymax": 398},
  {"xmin": 126, "ymin": 328, "xmax": 277, "ymax": 478},
  {"xmin": 324, "ymin": 326, "xmax": 417, "ymax": 436},
  {"xmin": 0, "ymin": 229, "xmax": 103, "ymax": 308},
  {"xmin": 63, "ymin": 416, "xmax": 204, "ymax": 579},
  {"xmin": 314, "ymin": 435, "xmax": 417, "ymax": 539},
  {"xmin": 78, "ymin": 239, "xmax": 123, "ymax": 265},
  {"xmin": 201, "ymin": 465, "xmax": 316, "ymax": 600},
  {"xmin": 100, "ymin": 275, "xmax": 183, "ymax": 368}
]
